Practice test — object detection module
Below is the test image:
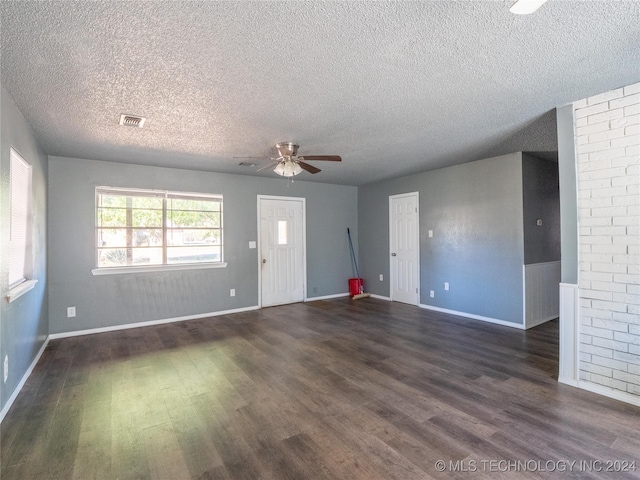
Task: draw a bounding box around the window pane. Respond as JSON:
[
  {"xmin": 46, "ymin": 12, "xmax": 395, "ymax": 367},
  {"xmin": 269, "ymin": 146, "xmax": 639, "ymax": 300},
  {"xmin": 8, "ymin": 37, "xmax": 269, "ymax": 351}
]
[
  {"xmin": 98, "ymin": 228, "xmax": 163, "ymax": 248},
  {"xmin": 98, "ymin": 228, "xmax": 125, "ymax": 247},
  {"xmin": 98, "ymin": 247, "xmax": 163, "ymax": 267},
  {"xmin": 98, "ymin": 207, "xmax": 127, "ymax": 227},
  {"xmin": 168, "ymin": 198, "xmax": 220, "ymax": 212},
  {"xmin": 166, "ymin": 229, "xmax": 220, "ymax": 246},
  {"xmin": 131, "ymin": 197, "xmax": 163, "ymax": 209},
  {"xmin": 132, "ymin": 209, "xmax": 163, "ymax": 227},
  {"xmin": 278, "ymin": 220, "xmax": 288, "ymax": 245},
  {"xmin": 168, "ymin": 211, "xmax": 220, "ymax": 228},
  {"xmin": 9, "ymin": 149, "xmax": 31, "ymax": 287},
  {"xmin": 131, "ymin": 247, "xmax": 163, "ymax": 266},
  {"xmin": 133, "ymin": 229, "xmax": 163, "ymax": 246},
  {"xmin": 167, "ymin": 246, "xmax": 220, "ymax": 264},
  {"xmin": 99, "ymin": 195, "xmax": 126, "ymax": 208},
  {"xmin": 98, "ymin": 248, "xmax": 128, "ymax": 267},
  {"xmin": 99, "ymin": 205, "xmax": 163, "ymax": 228}
]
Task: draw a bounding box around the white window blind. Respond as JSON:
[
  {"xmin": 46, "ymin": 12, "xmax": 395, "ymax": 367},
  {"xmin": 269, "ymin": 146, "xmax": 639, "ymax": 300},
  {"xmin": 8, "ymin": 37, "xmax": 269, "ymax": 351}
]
[{"xmin": 9, "ymin": 148, "xmax": 32, "ymax": 288}]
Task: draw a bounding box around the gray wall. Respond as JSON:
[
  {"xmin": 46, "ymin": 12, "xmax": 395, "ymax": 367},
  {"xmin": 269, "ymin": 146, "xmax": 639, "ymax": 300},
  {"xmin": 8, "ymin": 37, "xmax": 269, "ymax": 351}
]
[
  {"xmin": 522, "ymin": 153, "xmax": 561, "ymax": 264},
  {"xmin": 0, "ymin": 86, "xmax": 48, "ymax": 412},
  {"xmin": 358, "ymin": 152, "xmax": 525, "ymax": 324},
  {"xmin": 556, "ymin": 104, "xmax": 579, "ymax": 284},
  {"xmin": 48, "ymin": 156, "xmax": 357, "ymax": 334}
]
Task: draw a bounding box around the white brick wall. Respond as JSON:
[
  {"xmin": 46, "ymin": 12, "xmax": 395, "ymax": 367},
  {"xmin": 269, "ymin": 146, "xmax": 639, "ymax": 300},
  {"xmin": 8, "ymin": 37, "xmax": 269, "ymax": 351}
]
[{"xmin": 575, "ymin": 82, "xmax": 640, "ymax": 397}]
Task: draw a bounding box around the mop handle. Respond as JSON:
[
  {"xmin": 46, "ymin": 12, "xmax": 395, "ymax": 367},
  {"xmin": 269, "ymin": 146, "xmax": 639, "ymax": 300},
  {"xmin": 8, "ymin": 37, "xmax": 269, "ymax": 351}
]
[{"xmin": 347, "ymin": 228, "xmax": 360, "ymax": 279}]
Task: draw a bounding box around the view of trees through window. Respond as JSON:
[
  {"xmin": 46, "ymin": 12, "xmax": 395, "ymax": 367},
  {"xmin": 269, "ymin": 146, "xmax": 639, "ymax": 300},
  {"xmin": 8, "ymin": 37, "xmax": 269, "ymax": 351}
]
[{"xmin": 96, "ymin": 188, "xmax": 222, "ymax": 268}]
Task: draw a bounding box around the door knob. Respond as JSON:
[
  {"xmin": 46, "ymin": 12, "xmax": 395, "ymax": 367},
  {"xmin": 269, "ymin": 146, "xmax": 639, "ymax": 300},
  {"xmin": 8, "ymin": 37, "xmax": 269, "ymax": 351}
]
[
  {"xmin": 262, "ymin": 259, "xmax": 267, "ymax": 263},
  {"xmin": 391, "ymin": 253, "xmax": 397, "ymax": 256}
]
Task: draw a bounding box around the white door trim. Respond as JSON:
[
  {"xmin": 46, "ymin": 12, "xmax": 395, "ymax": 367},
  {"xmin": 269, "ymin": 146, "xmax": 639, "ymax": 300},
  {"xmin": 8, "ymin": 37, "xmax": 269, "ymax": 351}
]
[
  {"xmin": 257, "ymin": 195, "xmax": 307, "ymax": 308},
  {"xmin": 389, "ymin": 191, "xmax": 420, "ymax": 305}
]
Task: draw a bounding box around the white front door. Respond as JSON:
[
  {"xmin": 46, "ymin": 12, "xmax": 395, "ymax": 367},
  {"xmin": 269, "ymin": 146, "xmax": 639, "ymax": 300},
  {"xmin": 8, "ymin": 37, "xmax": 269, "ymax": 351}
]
[
  {"xmin": 390, "ymin": 192, "xmax": 419, "ymax": 305},
  {"xmin": 259, "ymin": 196, "xmax": 305, "ymax": 307}
]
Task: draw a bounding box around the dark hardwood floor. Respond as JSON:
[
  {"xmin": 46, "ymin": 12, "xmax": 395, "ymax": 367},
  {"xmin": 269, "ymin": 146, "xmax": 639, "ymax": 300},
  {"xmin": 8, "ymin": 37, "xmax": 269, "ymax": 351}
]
[{"xmin": 2, "ymin": 298, "xmax": 639, "ymax": 479}]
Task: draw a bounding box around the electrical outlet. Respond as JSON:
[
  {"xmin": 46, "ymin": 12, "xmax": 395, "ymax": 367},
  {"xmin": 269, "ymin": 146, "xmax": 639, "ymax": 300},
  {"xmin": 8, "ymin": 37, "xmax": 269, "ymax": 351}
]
[
  {"xmin": 67, "ymin": 306, "xmax": 76, "ymax": 318},
  {"xmin": 230, "ymin": 289, "xmax": 236, "ymax": 297},
  {"xmin": 444, "ymin": 282, "xmax": 449, "ymax": 291},
  {"xmin": 430, "ymin": 290, "xmax": 435, "ymax": 298},
  {"xmin": 4, "ymin": 355, "xmax": 8, "ymax": 383},
  {"xmin": 428, "ymin": 230, "xmax": 433, "ymax": 238},
  {"xmin": 379, "ymin": 274, "xmax": 383, "ymax": 281}
]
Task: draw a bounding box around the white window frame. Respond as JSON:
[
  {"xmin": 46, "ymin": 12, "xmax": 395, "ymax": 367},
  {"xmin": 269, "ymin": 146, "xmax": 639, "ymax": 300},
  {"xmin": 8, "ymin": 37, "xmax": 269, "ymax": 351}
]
[
  {"xmin": 92, "ymin": 187, "xmax": 227, "ymax": 275},
  {"xmin": 6, "ymin": 148, "xmax": 37, "ymax": 303}
]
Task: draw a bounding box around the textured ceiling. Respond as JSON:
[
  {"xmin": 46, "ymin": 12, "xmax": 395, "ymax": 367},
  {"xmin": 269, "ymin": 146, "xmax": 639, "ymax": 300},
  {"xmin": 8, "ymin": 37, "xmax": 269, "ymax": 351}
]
[{"xmin": 1, "ymin": 1, "xmax": 639, "ymax": 186}]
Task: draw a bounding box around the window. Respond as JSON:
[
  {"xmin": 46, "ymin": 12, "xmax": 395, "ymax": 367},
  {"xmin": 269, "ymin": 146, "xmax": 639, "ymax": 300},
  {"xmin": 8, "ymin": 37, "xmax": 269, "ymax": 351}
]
[
  {"xmin": 95, "ymin": 187, "xmax": 223, "ymax": 271},
  {"xmin": 9, "ymin": 148, "xmax": 32, "ymax": 289},
  {"xmin": 277, "ymin": 220, "xmax": 288, "ymax": 245}
]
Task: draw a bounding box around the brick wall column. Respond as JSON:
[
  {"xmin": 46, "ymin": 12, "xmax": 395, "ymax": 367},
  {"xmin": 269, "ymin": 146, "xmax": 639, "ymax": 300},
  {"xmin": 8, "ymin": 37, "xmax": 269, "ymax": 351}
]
[{"xmin": 574, "ymin": 82, "xmax": 640, "ymax": 397}]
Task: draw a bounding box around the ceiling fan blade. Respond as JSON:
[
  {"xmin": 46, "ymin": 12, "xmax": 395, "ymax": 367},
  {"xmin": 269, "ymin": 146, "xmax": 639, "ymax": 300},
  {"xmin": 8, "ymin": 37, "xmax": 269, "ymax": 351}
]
[
  {"xmin": 298, "ymin": 161, "xmax": 321, "ymax": 174},
  {"xmin": 257, "ymin": 162, "xmax": 280, "ymax": 172},
  {"xmin": 298, "ymin": 155, "xmax": 341, "ymax": 162}
]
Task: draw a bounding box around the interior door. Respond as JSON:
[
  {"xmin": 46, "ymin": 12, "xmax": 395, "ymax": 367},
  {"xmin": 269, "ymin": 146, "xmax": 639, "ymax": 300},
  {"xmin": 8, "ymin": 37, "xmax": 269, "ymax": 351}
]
[
  {"xmin": 259, "ymin": 197, "xmax": 305, "ymax": 307},
  {"xmin": 390, "ymin": 192, "xmax": 419, "ymax": 305}
]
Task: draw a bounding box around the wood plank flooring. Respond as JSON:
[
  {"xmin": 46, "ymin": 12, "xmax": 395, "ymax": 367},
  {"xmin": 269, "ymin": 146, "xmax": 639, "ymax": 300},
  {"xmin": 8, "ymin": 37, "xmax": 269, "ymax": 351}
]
[{"xmin": 2, "ymin": 298, "xmax": 639, "ymax": 479}]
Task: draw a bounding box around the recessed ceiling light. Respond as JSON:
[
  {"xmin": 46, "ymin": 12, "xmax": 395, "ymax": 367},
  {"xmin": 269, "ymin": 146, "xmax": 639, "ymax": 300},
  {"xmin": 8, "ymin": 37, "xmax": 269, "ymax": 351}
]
[
  {"xmin": 119, "ymin": 114, "xmax": 146, "ymax": 128},
  {"xmin": 510, "ymin": 0, "xmax": 548, "ymax": 15}
]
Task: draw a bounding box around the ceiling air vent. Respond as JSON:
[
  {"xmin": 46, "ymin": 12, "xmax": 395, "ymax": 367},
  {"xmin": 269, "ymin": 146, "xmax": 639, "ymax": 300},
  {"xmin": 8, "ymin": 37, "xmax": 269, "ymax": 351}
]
[{"xmin": 119, "ymin": 114, "xmax": 146, "ymax": 128}]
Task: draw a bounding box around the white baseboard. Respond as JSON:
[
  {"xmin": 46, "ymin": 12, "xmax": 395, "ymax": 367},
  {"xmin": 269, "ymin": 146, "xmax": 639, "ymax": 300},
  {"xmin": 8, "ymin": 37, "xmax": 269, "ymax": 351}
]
[
  {"xmin": 49, "ymin": 305, "xmax": 260, "ymax": 340},
  {"xmin": 419, "ymin": 304, "xmax": 525, "ymax": 330},
  {"xmin": 526, "ymin": 314, "xmax": 558, "ymax": 330},
  {"xmin": 306, "ymin": 292, "xmax": 350, "ymax": 301},
  {"xmin": 0, "ymin": 336, "xmax": 50, "ymax": 424},
  {"xmin": 370, "ymin": 294, "xmax": 391, "ymax": 301},
  {"xmin": 576, "ymin": 380, "xmax": 640, "ymax": 408}
]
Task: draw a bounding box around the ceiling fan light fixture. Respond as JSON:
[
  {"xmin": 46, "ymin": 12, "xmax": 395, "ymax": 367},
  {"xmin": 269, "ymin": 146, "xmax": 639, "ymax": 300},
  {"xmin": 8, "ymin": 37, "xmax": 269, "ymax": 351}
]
[
  {"xmin": 274, "ymin": 159, "xmax": 303, "ymax": 177},
  {"xmin": 273, "ymin": 161, "xmax": 286, "ymax": 176},
  {"xmin": 509, "ymin": 0, "xmax": 548, "ymax": 15},
  {"xmin": 291, "ymin": 162, "xmax": 303, "ymax": 176}
]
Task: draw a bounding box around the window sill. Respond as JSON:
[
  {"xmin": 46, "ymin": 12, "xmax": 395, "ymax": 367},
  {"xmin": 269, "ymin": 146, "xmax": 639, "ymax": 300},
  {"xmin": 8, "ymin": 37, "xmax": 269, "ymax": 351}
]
[
  {"xmin": 91, "ymin": 262, "xmax": 228, "ymax": 276},
  {"xmin": 6, "ymin": 279, "xmax": 38, "ymax": 303}
]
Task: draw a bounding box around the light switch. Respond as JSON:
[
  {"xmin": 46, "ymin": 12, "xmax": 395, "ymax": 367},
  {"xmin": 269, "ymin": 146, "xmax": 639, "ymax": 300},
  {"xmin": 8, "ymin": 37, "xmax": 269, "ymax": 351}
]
[
  {"xmin": 249, "ymin": 241, "xmax": 256, "ymax": 249},
  {"xmin": 428, "ymin": 230, "xmax": 433, "ymax": 238}
]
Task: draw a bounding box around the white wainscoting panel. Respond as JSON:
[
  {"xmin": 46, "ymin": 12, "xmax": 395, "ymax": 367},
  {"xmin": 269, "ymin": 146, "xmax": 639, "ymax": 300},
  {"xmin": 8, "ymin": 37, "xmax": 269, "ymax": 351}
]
[
  {"xmin": 558, "ymin": 282, "xmax": 579, "ymax": 386},
  {"xmin": 523, "ymin": 261, "xmax": 561, "ymax": 329}
]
